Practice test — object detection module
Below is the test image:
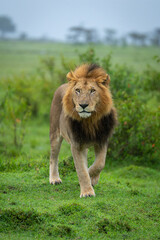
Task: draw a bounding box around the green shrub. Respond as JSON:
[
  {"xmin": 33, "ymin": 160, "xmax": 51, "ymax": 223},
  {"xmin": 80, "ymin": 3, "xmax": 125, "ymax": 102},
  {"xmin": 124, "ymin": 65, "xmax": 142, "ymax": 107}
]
[
  {"xmin": 39, "ymin": 56, "xmax": 55, "ymax": 80},
  {"xmin": 56, "ymin": 56, "xmax": 76, "ymax": 84},
  {"xmin": 108, "ymin": 93, "xmax": 160, "ymax": 166},
  {"xmin": 78, "ymin": 47, "xmax": 100, "ymax": 64},
  {"xmin": 142, "ymin": 65, "xmax": 160, "ymax": 92},
  {"xmin": 101, "ymin": 53, "xmax": 112, "ymax": 73},
  {"xmin": 0, "ymin": 47, "xmax": 159, "ymax": 168},
  {"xmin": 110, "ymin": 64, "xmax": 138, "ymax": 97},
  {"xmin": 0, "ymin": 86, "xmax": 31, "ymax": 155},
  {"xmin": 1, "ymin": 72, "xmax": 58, "ymax": 118}
]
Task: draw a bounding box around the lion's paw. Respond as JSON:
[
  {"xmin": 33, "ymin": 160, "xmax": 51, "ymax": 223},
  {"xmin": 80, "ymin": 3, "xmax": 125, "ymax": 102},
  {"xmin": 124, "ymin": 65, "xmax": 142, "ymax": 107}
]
[
  {"xmin": 80, "ymin": 187, "xmax": 95, "ymax": 198},
  {"xmin": 50, "ymin": 178, "xmax": 62, "ymax": 185},
  {"xmin": 90, "ymin": 175, "xmax": 100, "ymax": 186}
]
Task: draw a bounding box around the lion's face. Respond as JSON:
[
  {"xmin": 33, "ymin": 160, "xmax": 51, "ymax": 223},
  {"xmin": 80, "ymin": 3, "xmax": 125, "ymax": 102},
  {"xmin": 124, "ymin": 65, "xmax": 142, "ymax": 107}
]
[
  {"xmin": 72, "ymin": 80, "xmax": 100, "ymax": 119},
  {"xmin": 63, "ymin": 64, "xmax": 113, "ymax": 122}
]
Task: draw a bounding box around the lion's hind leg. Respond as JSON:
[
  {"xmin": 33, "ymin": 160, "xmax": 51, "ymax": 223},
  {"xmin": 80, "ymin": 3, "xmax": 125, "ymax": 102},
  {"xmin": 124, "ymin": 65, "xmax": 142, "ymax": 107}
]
[
  {"xmin": 88, "ymin": 144, "xmax": 107, "ymax": 186},
  {"xmin": 49, "ymin": 133, "xmax": 63, "ymax": 185}
]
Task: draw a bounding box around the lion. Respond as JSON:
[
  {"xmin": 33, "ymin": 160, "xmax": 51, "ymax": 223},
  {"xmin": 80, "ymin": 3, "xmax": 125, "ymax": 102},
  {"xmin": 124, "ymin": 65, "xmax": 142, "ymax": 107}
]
[{"xmin": 49, "ymin": 63, "xmax": 117, "ymax": 197}]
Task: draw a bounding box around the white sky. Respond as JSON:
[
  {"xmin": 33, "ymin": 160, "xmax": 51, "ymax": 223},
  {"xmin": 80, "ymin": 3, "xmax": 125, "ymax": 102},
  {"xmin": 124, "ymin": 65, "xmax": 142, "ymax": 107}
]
[{"xmin": 0, "ymin": 0, "xmax": 160, "ymax": 40}]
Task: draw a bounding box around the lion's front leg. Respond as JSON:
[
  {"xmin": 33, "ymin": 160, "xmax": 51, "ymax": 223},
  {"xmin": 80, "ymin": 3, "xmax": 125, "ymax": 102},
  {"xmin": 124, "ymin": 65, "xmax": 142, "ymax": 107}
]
[
  {"xmin": 49, "ymin": 135, "xmax": 63, "ymax": 185},
  {"xmin": 71, "ymin": 145, "xmax": 95, "ymax": 198},
  {"xmin": 88, "ymin": 144, "xmax": 107, "ymax": 186}
]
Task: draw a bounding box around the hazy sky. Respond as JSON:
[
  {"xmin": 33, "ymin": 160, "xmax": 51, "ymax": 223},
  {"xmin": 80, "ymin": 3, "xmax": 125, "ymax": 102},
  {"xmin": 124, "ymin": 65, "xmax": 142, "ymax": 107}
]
[{"xmin": 0, "ymin": 0, "xmax": 160, "ymax": 40}]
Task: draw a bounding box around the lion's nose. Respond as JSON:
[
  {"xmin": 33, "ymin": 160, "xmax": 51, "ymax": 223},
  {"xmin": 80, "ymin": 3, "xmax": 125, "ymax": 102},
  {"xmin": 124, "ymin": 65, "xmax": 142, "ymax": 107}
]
[{"xmin": 79, "ymin": 104, "xmax": 88, "ymax": 109}]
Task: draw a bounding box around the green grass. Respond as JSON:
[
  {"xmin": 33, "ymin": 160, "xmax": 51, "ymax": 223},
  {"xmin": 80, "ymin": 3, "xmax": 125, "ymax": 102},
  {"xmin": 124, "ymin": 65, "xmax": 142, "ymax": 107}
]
[
  {"xmin": 0, "ymin": 121, "xmax": 160, "ymax": 239},
  {"xmin": 0, "ymin": 41, "xmax": 160, "ymax": 239},
  {"xmin": 0, "ymin": 41, "xmax": 160, "ymax": 78},
  {"xmin": 0, "ymin": 165, "xmax": 160, "ymax": 239}
]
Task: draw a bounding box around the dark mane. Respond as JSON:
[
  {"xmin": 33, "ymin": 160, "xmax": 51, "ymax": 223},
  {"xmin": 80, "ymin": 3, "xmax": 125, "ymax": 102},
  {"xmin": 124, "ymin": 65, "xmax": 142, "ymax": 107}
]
[
  {"xmin": 73, "ymin": 63, "xmax": 106, "ymax": 79},
  {"xmin": 69, "ymin": 109, "xmax": 117, "ymax": 146},
  {"xmin": 87, "ymin": 63, "xmax": 100, "ymax": 74}
]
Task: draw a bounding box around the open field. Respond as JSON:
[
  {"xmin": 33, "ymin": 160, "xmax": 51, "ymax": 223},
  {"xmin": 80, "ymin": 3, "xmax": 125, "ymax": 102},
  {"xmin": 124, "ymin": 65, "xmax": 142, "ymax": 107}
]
[
  {"xmin": 0, "ymin": 41, "xmax": 160, "ymax": 78},
  {"xmin": 0, "ymin": 41, "xmax": 160, "ymax": 239},
  {"xmin": 0, "ymin": 122, "xmax": 160, "ymax": 240},
  {"xmin": 1, "ymin": 165, "xmax": 160, "ymax": 239}
]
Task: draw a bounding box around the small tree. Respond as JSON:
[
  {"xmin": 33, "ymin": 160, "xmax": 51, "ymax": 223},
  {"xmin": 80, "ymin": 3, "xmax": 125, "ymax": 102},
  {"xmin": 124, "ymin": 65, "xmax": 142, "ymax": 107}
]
[
  {"xmin": 128, "ymin": 32, "xmax": 140, "ymax": 45},
  {"xmin": 128, "ymin": 32, "xmax": 148, "ymax": 46},
  {"xmin": 67, "ymin": 26, "xmax": 85, "ymax": 44},
  {"xmin": 138, "ymin": 33, "xmax": 147, "ymax": 46},
  {"xmin": 84, "ymin": 28, "xmax": 99, "ymax": 43},
  {"xmin": 104, "ymin": 29, "xmax": 117, "ymax": 45},
  {"xmin": 0, "ymin": 16, "xmax": 16, "ymax": 38},
  {"xmin": 151, "ymin": 28, "xmax": 160, "ymax": 46}
]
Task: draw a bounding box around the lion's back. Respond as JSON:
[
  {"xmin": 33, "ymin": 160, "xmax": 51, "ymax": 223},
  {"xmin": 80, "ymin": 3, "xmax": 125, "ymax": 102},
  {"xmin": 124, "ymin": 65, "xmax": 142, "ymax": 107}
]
[{"xmin": 50, "ymin": 83, "xmax": 68, "ymax": 134}]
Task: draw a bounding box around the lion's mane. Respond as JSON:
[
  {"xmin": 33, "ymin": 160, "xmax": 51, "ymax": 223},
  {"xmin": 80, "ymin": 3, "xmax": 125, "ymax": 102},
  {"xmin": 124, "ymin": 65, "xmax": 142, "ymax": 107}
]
[{"xmin": 62, "ymin": 64, "xmax": 117, "ymax": 144}]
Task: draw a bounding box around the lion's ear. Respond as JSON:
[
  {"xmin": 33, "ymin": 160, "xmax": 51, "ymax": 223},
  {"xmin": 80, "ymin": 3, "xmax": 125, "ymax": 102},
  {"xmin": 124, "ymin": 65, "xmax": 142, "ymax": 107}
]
[
  {"xmin": 102, "ymin": 74, "xmax": 110, "ymax": 86},
  {"xmin": 96, "ymin": 74, "xmax": 110, "ymax": 86},
  {"xmin": 66, "ymin": 71, "xmax": 78, "ymax": 82}
]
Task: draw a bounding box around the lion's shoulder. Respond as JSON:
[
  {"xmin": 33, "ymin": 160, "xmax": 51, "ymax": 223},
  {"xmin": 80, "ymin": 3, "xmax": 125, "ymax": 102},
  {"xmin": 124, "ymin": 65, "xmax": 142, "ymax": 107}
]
[
  {"xmin": 54, "ymin": 83, "xmax": 68, "ymax": 100},
  {"xmin": 50, "ymin": 83, "xmax": 69, "ymax": 129}
]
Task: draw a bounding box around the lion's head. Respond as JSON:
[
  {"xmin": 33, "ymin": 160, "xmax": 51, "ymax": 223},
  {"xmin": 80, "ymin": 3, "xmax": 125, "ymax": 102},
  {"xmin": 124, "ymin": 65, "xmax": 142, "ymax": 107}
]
[{"xmin": 63, "ymin": 64, "xmax": 113, "ymax": 122}]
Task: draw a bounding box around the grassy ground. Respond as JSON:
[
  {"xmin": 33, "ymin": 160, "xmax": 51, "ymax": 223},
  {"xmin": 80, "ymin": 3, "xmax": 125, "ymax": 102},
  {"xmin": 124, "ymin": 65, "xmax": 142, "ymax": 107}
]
[
  {"xmin": 0, "ymin": 166, "xmax": 160, "ymax": 239},
  {"xmin": 0, "ymin": 121, "xmax": 160, "ymax": 239},
  {"xmin": 0, "ymin": 41, "xmax": 160, "ymax": 78},
  {"xmin": 0, "ymin": 41, "xmax": 160, "ymax": 239}
]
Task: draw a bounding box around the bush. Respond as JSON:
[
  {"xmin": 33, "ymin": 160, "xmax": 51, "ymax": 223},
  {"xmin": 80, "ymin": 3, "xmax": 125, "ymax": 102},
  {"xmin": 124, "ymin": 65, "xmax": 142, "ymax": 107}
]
[
  {"xmin": 142, "ymin": 65, "xmax": 160, "ymax": 92},
  {"xmin": 56, "ymin": 56, "xmax": 76, "ymax": 84},
  {"xmin": 0, "ymin": 86, "xmax": 31, "ymax": 155},
  {"xmin": 108, "ymin": 93, "xmax": 160, "ymax": 166},
  {"xmin": 1, "ymin": 71, "xmax": 58, "ymax": 119},
  {"xmin": 78, "ymin": 47, "xmax": 100, "ymax": 64},
  {"xmin": 0, "ymin": 48, "xmax": 159, "ymax": 168},
  {"xmin": 110, "ymin": 64, "xmax": 138, "ymax": 97}
]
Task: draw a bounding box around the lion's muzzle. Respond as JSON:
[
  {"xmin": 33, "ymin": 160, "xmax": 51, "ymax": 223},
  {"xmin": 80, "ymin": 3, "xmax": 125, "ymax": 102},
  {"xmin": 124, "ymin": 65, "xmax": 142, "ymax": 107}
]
[
  {"xmin": 78, "ymin": 111, "xmax": 91, "ymax": 118},
  {"xmin": 77, "ymin": 103, "xmax": 92, "ymax": 118}
]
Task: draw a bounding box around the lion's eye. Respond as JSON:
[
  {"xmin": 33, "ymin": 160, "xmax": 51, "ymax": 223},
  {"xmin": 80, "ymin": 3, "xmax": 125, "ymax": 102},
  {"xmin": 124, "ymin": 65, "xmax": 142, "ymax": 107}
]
[
  {"xmin": 75, "ymin": 88, "xmax": 81, "ymax": 94},
  {"xmin": 90, "ymin": 88, "xmax": 96, "ymax": 94}
]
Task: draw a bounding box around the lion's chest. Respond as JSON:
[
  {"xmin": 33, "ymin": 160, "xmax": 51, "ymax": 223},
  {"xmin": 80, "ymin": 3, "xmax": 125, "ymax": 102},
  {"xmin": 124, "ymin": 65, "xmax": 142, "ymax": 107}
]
[{"xmin": 68, "ymin": 109, "xmax": 116, "ymax": 146}]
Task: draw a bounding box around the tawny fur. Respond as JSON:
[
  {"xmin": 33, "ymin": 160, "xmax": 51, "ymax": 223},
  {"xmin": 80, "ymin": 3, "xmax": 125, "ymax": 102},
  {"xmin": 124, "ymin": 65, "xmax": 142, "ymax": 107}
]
[{"xmin": 49, "ymin": 63, "xmax": 117, "ymax": 198}]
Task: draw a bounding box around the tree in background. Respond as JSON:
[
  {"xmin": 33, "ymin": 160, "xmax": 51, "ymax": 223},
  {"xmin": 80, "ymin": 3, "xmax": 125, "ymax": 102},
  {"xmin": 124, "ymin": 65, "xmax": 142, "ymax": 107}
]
[
  {"xmin": 138, "ymin": 33, "xmax": 148, "ymax": 46},
  {"xmin": 128, "ymin": 32, "xmax": 140, "ymax": 45},
  {"xmin": 67, "ymin": 26, "xmax": 85, "ymax": 44},
  {"xmin": 128, "ymin": 32, "xmax": 148, "ymax": 46},
  {"xmin": 67, "ymin": 26, "xmax": 99, "ymax": 44},
  {"xmin": 84, "ymin": 28, "xmax": 99, "ymax": 44},
  {"xmin": 0, "ymin": 16, "xmax": 16, "ymax": 39},
  {"xmin": 104, "ymin": 29, "xmax": 117, "ymax": 45},
  {"xmin": 151, "ymin": 28, "xmax": 160, "ymax": 46}
]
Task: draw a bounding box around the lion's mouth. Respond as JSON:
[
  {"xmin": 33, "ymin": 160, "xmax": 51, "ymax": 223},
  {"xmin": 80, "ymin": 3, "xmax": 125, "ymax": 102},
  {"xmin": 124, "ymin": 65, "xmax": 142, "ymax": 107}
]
[
  {"xmin": 80, "ymin": 110, "xmax": 91, "ymax": 114},
  {"xmin": 78, "ymin": 111, "xmax": 91, "ymax": 118}
]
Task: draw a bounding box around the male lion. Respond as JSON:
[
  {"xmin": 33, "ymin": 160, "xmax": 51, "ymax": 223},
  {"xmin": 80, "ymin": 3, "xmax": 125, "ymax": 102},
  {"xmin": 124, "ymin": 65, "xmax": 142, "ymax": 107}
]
[{"xmin": 49, "ymin": 63, "xmax": 117, "ymax": 197}]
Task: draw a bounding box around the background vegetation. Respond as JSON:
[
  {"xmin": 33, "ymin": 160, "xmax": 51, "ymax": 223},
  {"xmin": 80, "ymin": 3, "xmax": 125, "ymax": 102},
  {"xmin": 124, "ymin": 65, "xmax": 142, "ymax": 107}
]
[
  {"xmin": 0, "ymin": 41, "xmax": 160, "ymax": 239},
  {"xmin": 1, "ymin": 15, "xmax": 160, "ymax": 47}
]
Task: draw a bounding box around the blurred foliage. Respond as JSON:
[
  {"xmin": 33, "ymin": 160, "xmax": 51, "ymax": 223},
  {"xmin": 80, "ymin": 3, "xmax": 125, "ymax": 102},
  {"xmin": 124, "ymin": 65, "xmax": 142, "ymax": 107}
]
[
  {"xmin": 101, "ymin": 52, "xmax": 112, "ymax": 73},
  {"xmin": 56, "ymin": 56, "xmax": 75, "ymax": 84},
  {"xmin": 0, "ymin": 86, "xmax": 31, "ymax": 155},
  {"xmin": 108, "ymin": 94, "xmax": 160, "ymax": 166},
  {"xmin": 0, "ymin": 47, "xmax": 160, "ymax": 166},
  {"xmin": 77, "ymin": 48, "xmax": 100, "ymax": 64},
  {"xmin": 153, "ymin": 55, "xmax": 160, "ymax": 63},
  {"xmin": 37, "ymin": 56, "xmax": 55, "ymax": 81},
  {"xmin": 142, "ymin": 65, "xmax": 160, "ymax": 92}
]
